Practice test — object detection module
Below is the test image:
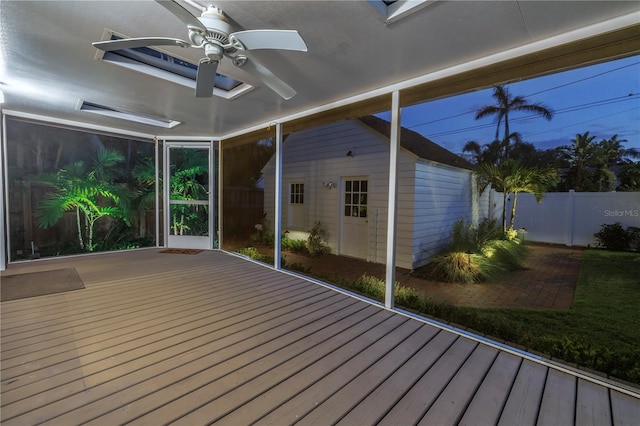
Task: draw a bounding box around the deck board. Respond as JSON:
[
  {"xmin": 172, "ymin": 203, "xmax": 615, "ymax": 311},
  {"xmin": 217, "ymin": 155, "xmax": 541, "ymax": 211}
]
[
  {"xmin": 458, "ymin": 351, "xmax": 522, "ymax": 426},
  {"xmin": 1, "ymin": 249, "xmax": 639, "ymax": 425},
  {"xmin": 3, "ymin": 291, "xmax": 349, "ymax": 423},
  {"xmin": 418, "ymin": 343, "xmax": 499, "ymax": 425},
  {"xmin": 217, "ymin": 317, "xmax": 423, "ymax": 425},
  {"xmin": 378, "ymin": 337, "xmax": 478, "ymax": 425},
  {"xmin": 259, "ymin": 324, "xmax": 440, "ymax": 425},
  {"xmin": 576, "ymin": 378, "xmax": 612, "ymax": 426},
  {"xmin": 334, "ymin": 329, "xmax": 458, "ymax": 425},
  {"xmin": 536, "ymin": 368, "xmax": 577, "ymax": 425},
  {"xmin": 611, "ymin": 389, "xmax": 640, "ymax": 425},
  {"xmin": 498, "ymin": 359, "xmax": 548, "ymax": 425}
]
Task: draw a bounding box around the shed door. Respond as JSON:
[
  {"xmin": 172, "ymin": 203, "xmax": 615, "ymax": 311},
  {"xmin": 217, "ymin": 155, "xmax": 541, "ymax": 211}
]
[{"xmin": 340, "ymin": 177, "xmax": 368, "ymax": 260}]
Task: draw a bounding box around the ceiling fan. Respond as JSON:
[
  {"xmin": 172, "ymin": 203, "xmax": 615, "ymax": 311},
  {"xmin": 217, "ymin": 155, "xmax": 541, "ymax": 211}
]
[{"xmin": 92, "ymin": 0, "xmax": 307, "ymax": 99}]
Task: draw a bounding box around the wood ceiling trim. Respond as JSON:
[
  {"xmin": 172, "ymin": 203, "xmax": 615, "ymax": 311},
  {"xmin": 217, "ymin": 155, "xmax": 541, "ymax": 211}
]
[
  {"xmin": 223, "ymin": 23, "xmax": 639, "ymax": 145},
  {"xmin": 222, "ymin": 127, "xmax": 275, "ymax": 148},
  {"xmin": 400, "ymin": 23, "xmax": 640, "ymax": 107},
  {"xmin": 282, "ymin": 94, "xmax": 392, "ymax": 135}
]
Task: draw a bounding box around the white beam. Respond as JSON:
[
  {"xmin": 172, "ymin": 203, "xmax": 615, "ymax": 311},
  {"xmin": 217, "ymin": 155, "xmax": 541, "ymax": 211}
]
[
  {"xmin": 1, "ymin": 110, "xmax": 156, "ymax": 141},
  {"xmin": 217, "ymin": 139, "xmax": 223, "ymax": 249},
  {"xmin": 274, "ymin": 123, "xmax": 283, "ymax": 269},
  {"xmin": 1, "ymin": 114, "xmax": 7, "ymax": 270},
  {"xmin": 209, "ymin": 139, "xmax": 215, "ymax": 250},
  {"xmin": 385, "ymin": 91, "xmax": 401, "ymax": 309},
  {"xmin": 154, "ymin": 137, "xmax": 160, "ymax": 247}
]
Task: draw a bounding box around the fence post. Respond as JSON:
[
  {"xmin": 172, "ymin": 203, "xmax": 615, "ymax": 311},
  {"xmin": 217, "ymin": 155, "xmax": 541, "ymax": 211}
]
[
  {"xmin": 566, "ymin": 189, "xmax": 575, "ymax": 246},
  {"xmin": 489, "ymin": 189, "xmax": 495, "ymax": 221}
]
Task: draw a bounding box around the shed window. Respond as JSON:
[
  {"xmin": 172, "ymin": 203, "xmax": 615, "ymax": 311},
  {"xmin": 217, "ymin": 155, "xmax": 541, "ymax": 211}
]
[
  {"xmin": 289, "ymin": 182, "xmax": 305, "ymax": 228},
  {"xmin": 290, "ymin": 183, "xmax": 304, "ymax": 204},
  {"xmin": 344, "ymin": 179, "xmax": 368, "ymax": 218}
]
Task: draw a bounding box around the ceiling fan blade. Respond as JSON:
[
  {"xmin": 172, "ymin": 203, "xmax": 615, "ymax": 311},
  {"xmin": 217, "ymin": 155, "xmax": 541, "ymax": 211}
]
[
  {"xmin": 230, "ymin": 30, "xmax": 308, "ymax": 52},
  {"xmin": 155, "ymin": 0, "xmax": 208, "ymax": 33},
  {"xmin": 237, "ymin": 57, "xmax": 296, "ymax": 100},
  {"xmin": 195, "ymin": 59, "xmax": 218, "ymax": 98},
  {"xmin": 93, "ymin": 37, "xmax": 191, "ymax": 52}
]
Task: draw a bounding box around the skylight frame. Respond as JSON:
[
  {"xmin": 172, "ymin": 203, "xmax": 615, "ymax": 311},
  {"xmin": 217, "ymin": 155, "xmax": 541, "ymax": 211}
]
[
  {"xmin": 368, "ymin": 0, "xmax": 436, "ymax": 24},
  {"xmin": 76, "ymin": 100, "xmax": 182, "ymax": 129},
  {"xmin": 94, "ymin": 29, "xmax": 254, "ymax": 100}
]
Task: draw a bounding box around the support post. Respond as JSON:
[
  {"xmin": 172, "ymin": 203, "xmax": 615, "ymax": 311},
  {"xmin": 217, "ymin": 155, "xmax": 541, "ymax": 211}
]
[
  {"xmin": 154, "ymin": 137, "xmax": 160, "ymax": 247},
  {"xmin": 1, "ymin": 113, "xmax": 6, "ymax": 270},
  {"xmin": 385, "ymin": 91, "xmax": 401, "ymax": 309},
  {"xmin": 274, "ymin": 123, "xmax": 283, "ymax": 269},
  {"xmin": 217, "ymin": 139, "xmax": 223, "ymax": 249}
]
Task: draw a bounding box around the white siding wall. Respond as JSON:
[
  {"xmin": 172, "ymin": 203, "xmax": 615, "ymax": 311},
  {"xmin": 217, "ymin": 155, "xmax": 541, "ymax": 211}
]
[
  {"xmin": 263, "ymin": 119, "xmax": 479, "ymax": 270},
  {"xmin": 411, "ymin": 161, "xmax": 477, "ymax": 268},
  {"xmin": 263, "ymin": 120, "xmax": 417, "ymax": 268}
]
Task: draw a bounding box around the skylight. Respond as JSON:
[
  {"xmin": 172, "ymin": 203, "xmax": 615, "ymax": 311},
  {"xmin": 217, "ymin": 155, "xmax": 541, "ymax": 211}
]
[
  {"xmin": 368, "ymin": 0, "xmax": 436, "ymax": 24},
  {"xmin": 96, "ymin": 31, "xmax": 253, "ymax": 100},
  {"xmin": 77, "ymin": 100, "xmax": 182, "ymax": 128}
]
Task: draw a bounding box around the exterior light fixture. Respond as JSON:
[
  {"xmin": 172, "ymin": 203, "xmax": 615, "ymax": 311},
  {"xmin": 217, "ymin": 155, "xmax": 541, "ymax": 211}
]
[{"xmin": 322, "ymin": 181, "xmax": 336, "ymax": 189}]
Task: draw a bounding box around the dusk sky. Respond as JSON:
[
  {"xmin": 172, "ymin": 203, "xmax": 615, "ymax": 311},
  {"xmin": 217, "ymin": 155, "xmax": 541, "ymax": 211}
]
[{"xmin": 377, "ymin": 54, "xmax": 640, "ymax": 156}]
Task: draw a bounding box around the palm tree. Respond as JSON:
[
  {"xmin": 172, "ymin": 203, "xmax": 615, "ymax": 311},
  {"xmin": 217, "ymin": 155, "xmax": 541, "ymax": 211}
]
[
  {"xmin": 463, "ymin": 140, "xmax": 503, "ymax": 165},
  {"xmin": 463, "ymin": 132, "xmax": 528, "ymax": 165},
  {"xmin": 36, "ymin": 149, "xmax": 131, "ymax": 251},
  {"xmin": 556, "ymin": 132, "xmax": 597, "ymax": 191},
  {"xmin": 597, "ymin": 134, "xmax": 639, "ymax": 168},
  {"xmin": 477, "ymin": 159, "xmax": 558, "ymax": 233},
  {"xmin": 475, "ymin": 85, "xmax": 553, "ymax": 159},
  {"xmin": 131, "ymin": 156, "xmax": 157, "ymax": 238},
  {"xmin": 618, "ymin": 161, "xmax": 640, "ymax": 191},
  {"xmin": 505, "ymin": 164, "xmax": 559, "ymax": 230}
]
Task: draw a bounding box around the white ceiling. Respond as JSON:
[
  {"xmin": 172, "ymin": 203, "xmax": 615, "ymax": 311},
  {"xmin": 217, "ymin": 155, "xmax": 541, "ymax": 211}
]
[{"xmin": 1, "ymin": 1, "xmax": 639, "ymax": 139}]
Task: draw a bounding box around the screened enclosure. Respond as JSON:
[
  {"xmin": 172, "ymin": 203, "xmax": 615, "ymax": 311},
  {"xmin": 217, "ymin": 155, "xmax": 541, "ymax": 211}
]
[{"xmin": 5, "ymin": 118, "xmax": 157, "ymax": 260}]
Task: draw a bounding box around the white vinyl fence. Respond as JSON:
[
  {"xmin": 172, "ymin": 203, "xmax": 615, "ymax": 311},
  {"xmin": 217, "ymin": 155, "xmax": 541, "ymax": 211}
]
[{"xmin": 503, "ymin": 190, "xmax": 640, "ymax": 247}]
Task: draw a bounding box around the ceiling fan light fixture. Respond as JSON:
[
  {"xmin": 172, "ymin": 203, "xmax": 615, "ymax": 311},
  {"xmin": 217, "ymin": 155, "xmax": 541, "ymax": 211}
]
[
  {"xmin": 197, "ymin": 7, "xmax": 233, "ymax": 45},
  {"xmin": 93, "ymin": 0, "xmax": 307, "ymax": 99}
]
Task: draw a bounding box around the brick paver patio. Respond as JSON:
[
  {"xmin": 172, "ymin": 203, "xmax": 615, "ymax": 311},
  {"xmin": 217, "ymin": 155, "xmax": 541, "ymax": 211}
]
[{"xmin": 268, "ymin": 243, "xmax": 584, "ymax": 310}]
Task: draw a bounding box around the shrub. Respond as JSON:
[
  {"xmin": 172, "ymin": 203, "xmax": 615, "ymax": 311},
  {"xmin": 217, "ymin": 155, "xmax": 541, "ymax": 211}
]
[
  {"xmin": 482, "ymin": 238, "xmax": 529, "ymax": 270},
  {"xmin": 307, "ymin": 221, "xmax": 330, "ymax": 257},
  {"xmin": 449, "ymin": 218, "xmax": 502, "ymax": 254},
  {"xmin": 429, "ymin": 252, "xmax": 485, "ymax": 283},
  {"xmin": 426, "ymin": 219, "xmax": 528, "ymax": 284},
  {"xmin": 281, "ymin": 237, "xmax": 308, "ymax": 254},
  {"xmin": 288, "ymin": 262, "xmax": 312, "ymax": 274},
  {"xmin": 347, "ymin": 275, "xmax": 455, "ymax": 317},
  {"xmin": 236, "ymin": 247, "xmax": 286, "ymax": 267},
  {"xmin": 629, "ymin": 226, "xmax": 640, "ymax": 251},
  {"xmin": 530, "ymin": 336, "xmax": 640, "ymax": 383},
  {"xmin": 351, "ymin": 274, "xmax": 386, "ymax": 300},
  {"xmin": 250, "ymin": 229, "xmax": 275, "ymax": 245},
  {"xmin": 237, "ymin": 246, "xmax": 262, "ymax": 259},
  {"xmin": 594, "ymin": 223, "xmax": 633, "ymax": 251}
]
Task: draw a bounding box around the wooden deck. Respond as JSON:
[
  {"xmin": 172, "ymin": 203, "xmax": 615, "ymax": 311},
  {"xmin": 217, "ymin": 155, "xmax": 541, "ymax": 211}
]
[{"xmin": 1, "ymin": 248, "xmax": 639, "ymax": 425}]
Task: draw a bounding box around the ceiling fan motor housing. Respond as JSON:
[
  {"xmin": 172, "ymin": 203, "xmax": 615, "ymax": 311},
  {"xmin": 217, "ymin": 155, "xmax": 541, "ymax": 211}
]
[{"xmin": 198, "ymin": 7, "xmax": 233, "ymax": 46}]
